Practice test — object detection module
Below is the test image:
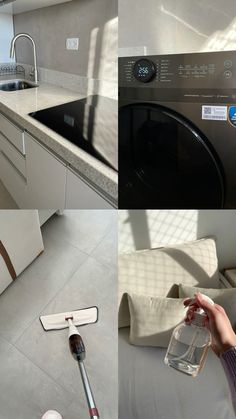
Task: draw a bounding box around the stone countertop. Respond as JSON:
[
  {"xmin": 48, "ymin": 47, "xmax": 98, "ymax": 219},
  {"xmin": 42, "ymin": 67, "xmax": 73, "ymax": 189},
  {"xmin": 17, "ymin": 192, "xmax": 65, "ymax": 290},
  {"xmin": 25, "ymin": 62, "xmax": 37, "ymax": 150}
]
[{"xmin": 0, "ymin": 82, "xmax": 118, "ymax": 204}]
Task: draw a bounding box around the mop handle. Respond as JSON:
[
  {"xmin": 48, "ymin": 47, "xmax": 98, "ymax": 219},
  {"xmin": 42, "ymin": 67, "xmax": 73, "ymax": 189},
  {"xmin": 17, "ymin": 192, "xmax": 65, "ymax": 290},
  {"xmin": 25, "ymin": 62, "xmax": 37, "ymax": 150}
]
[{"xmin": 78, "ymin": 360, "xmax": 100, "ymax": 419}]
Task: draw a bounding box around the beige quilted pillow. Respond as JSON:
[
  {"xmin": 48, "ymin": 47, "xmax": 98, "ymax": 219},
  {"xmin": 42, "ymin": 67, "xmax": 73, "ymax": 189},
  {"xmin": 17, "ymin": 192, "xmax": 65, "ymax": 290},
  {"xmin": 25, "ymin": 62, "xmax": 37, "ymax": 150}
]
[
  {"xmin": 128, "ymin": 293, "xmax": 186, "ymax": 348},
  {"xmin": 119, "ymin": 237, "xmax": 219, "ymax": 327}
]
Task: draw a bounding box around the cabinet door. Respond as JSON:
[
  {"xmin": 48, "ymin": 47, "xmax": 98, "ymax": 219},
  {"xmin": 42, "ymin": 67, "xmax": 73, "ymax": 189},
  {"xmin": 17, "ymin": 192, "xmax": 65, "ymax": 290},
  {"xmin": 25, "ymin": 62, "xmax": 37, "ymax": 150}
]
[
  {"xmin": 0, "ymin": 210, "xmax": 44, "ymax": 295},
  {"xmin": 25, "ymin": 133, "xmax": 66, "ymax": 209},
  {"xmin": 0, "ymin": 112, "xmax": 25, "ymax": 154},
  {"xmin": 0, "ymin": 132, "xmax": 26, "ymax": 177},
  {"xmin": 0, "ymin": 149, "xmax": 27, "ymax": 208},
  {"xmin": 66, "ymin": 168, "xmax": 114, "ymax": 209}
]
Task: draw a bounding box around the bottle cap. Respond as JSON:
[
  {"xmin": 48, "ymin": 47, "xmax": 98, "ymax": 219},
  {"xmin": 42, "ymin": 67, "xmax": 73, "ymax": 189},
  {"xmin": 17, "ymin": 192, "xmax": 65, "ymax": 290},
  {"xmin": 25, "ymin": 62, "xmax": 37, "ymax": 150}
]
[
  {"xmin": 196, "ymin": 294, "xmax": 214, "ymax": 315},
  {"xmin": 192, "ymin": 294, "xmax": 214, "ymax": 326}
]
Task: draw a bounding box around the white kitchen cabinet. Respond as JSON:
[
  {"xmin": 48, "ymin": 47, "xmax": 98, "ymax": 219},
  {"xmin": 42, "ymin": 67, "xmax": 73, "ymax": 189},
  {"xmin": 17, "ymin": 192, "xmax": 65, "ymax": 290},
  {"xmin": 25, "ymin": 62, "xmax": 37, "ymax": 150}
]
[
  {"xmin": 0, "ymin": 210, "xmax": 44, "ymax": 295},
  {"xmin": 0, "ymin": 112, "xmax": 115, "ymax": 209},
  {"xmin": 66, "ymin": 168, "xmax": 114, "ymax": 209},
  {"xmin": 0, "ymin": 147, "xmax": 27, "ymax": 208},
  {"xmin": 0, "ymin": 132, "xmax": 26, "ymax": 177},
  {"xmin": 0, "ymin": 113, "xmax": 25, "ymax": 154},
  {"xmin": 38, "ymin": 209, "xmax": 58, "ymax": 226},
  {"xmin": 25, "ymin": 133, "xmax": 66, "ymax": 209},
  {"xmin": 0, "ymin": 116, "xmax": 27, "ymax": 208}
]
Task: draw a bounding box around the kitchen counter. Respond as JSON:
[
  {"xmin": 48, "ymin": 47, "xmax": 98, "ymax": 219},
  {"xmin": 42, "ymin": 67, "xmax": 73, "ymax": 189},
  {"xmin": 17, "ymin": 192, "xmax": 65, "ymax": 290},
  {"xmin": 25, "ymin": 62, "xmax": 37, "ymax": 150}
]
[{"xmin": 0, "ymin": 82, "xmax": 118, "ymax": 204}]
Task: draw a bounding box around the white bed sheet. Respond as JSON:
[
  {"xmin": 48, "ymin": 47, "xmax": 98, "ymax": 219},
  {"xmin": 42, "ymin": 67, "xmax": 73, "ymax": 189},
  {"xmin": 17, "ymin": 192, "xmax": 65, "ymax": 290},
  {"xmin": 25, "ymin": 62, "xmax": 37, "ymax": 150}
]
[{"xmin": 119, "ymin": 328, "xmax": 235, "ymax": 419}]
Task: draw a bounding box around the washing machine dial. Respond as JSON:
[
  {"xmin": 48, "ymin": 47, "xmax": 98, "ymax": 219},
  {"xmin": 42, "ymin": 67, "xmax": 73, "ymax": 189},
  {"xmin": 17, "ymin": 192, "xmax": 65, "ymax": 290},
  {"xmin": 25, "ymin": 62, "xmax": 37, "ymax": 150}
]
[{"xmin": 133, "ymin": 59, "xmax": 156, "ymax": 83}]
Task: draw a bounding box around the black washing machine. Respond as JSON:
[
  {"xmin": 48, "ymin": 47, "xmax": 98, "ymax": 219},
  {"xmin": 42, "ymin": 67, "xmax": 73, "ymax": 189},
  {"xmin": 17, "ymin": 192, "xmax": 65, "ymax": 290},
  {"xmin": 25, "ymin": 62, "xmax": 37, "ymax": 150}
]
[{"xmin": 119, "ymin": 50, "xmax": 236, "ymax": 209}]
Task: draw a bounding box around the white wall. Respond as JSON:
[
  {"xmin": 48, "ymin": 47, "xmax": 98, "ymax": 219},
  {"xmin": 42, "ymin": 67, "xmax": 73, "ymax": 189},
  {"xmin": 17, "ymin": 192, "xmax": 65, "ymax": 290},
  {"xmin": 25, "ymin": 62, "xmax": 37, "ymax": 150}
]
[
  {"xmin": 119, "ymin": 0, "xmax": 236, "ymax": 56},
  {"xmin": 119, "ymin": 210, "xmax": 236, "ymax": 270},
  {"xmin": 0, "ymin": 13, "xmax": 15, "ymax": 63}
]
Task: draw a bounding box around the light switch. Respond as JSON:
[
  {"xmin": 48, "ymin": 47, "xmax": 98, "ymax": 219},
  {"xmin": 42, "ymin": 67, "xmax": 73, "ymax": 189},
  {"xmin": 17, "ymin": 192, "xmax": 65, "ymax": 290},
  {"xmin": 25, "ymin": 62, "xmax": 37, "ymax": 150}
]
[{"xmin": 66, "ymin": 38, "xmax": 79, "ymax": 51}]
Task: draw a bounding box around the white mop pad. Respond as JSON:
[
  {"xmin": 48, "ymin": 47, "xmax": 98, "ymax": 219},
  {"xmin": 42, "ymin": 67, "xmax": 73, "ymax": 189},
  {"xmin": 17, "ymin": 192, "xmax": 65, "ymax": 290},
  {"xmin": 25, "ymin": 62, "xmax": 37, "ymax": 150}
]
[{"xmin": 40, "ymin": 306, "xmax": 98, "ymax": 331}]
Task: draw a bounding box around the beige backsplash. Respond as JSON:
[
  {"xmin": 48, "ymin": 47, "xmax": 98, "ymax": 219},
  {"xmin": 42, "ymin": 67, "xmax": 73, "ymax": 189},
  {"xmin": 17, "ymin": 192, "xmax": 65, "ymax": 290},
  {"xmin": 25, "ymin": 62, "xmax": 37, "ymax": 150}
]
[
  {"xmin": 13, "ymin": 0, "xmax": 117, "ymax": 83},
  {"xmin": 20, "ymin": 62, "xmax": 117, "ymax": 99}
]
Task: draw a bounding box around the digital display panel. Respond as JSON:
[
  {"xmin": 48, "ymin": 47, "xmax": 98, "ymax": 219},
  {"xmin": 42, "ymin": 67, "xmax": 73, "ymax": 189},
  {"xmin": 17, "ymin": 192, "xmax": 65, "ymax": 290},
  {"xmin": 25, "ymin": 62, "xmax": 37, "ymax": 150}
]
[{"xmin": 133, "ymin": 59, "xmax": 156, "ymax": 82}]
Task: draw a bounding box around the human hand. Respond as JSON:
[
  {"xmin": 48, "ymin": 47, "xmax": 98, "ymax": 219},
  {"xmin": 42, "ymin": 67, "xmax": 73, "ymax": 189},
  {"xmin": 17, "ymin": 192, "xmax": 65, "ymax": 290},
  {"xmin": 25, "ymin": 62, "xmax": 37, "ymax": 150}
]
[{"xmin": 184, "ymin": 292, "xmax": 236, "ymax": 356}]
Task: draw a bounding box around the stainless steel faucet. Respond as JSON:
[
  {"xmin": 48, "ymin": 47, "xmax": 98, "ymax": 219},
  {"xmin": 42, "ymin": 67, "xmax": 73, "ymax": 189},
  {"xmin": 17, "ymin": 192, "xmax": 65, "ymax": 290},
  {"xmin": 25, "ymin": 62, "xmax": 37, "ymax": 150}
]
[{"xmin": 10, "ymin": 33, "xmax": 38, "ymax": 84}]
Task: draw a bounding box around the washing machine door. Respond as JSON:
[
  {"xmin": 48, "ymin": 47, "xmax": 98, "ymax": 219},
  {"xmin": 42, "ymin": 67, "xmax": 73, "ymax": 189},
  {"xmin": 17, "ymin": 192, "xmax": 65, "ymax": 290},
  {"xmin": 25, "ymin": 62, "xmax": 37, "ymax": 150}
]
[{"xmin": 119, "ymin": 104, "xmax": 224, "ymax": 209}]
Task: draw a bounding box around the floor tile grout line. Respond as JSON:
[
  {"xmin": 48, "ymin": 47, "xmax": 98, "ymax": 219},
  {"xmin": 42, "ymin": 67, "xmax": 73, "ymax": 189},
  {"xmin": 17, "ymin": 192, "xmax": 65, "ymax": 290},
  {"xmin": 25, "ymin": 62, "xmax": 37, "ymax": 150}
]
[
  {"xmin": 0, "ymin": 332, "xmax": 16, "ymax": 346},
  {"xmin": 89, "ymin": 223, "xmax": 118, "ymax": 258},
  {"xmin": 0, "ymin": 213, "xmax": 117, "ymax": 418},
  {"xmin": 90, "ymin": 227, "xmax": 118, "ymax": 266},
  {"xmin": 0, "ymin": 333, "xmax": 74, "ymax": 409},
  {"xmin": 41, "ymin": 227, "xmax": 93, "ymax": 258},
  {"xmin": 41, "ymin": 230, "xmax": 117, "ymax": 288},
  {"xmin": 9, "ymin": 340, "xmax": 76, "ymax": 411},
  {"xmin": 52, "ymin": 233, "xmax": 108, "ymax": 258},
  {"xmin": 12, "ymin": 254, "xmax": 91, "ymax": 344},
  {"xmin": 12, "ymin": 250, "xmax": 115, "ymax": 346},
  {"xmin": 90, "ymin": 254, "xmax": 117, "ymax": 270},
  {"xmin": 2, "ymin": 265, "xmax": 114, "ymax": 410},
  {"xmin": 42, "ymin": 213, "xmax": 116, "ymax": 257},
  {"xmin": 42, "ymin": 230, "xmax": 102, "ymax": 259}
]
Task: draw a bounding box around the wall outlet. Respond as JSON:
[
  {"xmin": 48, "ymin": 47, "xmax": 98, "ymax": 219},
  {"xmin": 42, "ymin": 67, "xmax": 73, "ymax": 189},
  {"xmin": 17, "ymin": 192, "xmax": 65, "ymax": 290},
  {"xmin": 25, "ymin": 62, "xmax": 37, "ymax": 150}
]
[{"xmin": 66, "ymin": 38, "xmax": 79, "ymax": 51}]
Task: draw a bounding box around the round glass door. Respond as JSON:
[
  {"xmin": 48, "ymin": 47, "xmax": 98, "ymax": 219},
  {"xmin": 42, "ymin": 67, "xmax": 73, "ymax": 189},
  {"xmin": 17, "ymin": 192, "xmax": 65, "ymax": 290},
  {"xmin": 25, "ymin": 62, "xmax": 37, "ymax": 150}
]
[{"xmin": 119, "ymin": 104, "xmax": 224, "ymax": 209}]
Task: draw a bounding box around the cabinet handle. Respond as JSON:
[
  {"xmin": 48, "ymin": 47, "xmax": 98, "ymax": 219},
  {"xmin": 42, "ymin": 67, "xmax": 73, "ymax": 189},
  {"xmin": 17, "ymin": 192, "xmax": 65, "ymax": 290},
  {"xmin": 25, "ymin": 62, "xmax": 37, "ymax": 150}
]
[{"xmin": 0, "ymin": 241, "xmax": 17, "ymax": 280}]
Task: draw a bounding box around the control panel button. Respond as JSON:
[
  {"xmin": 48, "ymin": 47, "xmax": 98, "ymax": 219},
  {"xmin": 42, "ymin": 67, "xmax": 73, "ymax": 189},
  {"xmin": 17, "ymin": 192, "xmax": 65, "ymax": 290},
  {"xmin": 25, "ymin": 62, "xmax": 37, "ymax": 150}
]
[
  {"xmin": 133, "ymin": 58, "xmax": 156, "ymax": 83},
  {"xmin": 224, "ymin": 70, "xmax": 232, "ymax": 79},
  {"xmin": 224, "ymin": 60, "xmax": 233, "ymax": 69}
]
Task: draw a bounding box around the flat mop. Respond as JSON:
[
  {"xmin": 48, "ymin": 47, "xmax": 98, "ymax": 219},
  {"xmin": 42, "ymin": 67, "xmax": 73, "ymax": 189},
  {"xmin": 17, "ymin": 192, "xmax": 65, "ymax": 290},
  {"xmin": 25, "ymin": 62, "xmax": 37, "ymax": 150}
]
[{"xmin": 40, "ymin": 306, "xmax": 99, "ymax": 419}]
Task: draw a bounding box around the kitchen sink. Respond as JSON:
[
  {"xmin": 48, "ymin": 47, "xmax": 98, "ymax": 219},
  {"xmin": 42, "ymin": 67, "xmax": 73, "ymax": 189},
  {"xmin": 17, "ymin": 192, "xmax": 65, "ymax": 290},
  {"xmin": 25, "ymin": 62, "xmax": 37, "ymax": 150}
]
[{"xmin": 0, "ymin": 79, "xmax": 38, "ymax": 92}]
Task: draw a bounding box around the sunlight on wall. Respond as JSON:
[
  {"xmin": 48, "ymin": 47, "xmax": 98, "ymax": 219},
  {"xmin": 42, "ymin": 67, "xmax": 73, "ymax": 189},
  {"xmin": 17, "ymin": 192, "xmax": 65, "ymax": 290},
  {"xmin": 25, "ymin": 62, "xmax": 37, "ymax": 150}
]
[
  {"xmin": 147, "ymin": 210, "xmax": 198, "ymax": 248},
  {"xmin": 85, "ymin": 26, "xmax": 99, "ymax": 97},
  {"xmin": 98, "ymin": 16, "xmax": 118, "ymax": 82},
  {"xmin": 119, "ymin": 210, "xmax": 198, "ymax": 254},
  {"xmin": 119, "ymin": 210, "xmax": 236, "ymax": 270},
  {"xmin": 83, "ymin": 27, "xmax": 99, "ymax": 139},
  {"xmin": 85, "ymin": 16, "xmax": 117, "ymax": 100},
  {"xmin": 159, "ymin": 5, "xmax": 208, "ymax": 39},
  {"xmin": 119, "ymin": 210, "xmax": 138, "ymax": 253},
  {"xmin": 201, "ymin": 16, "xmax": 236, "ymax": 51},
  {"xmin": 119, "ymin": 0, "xmax": 236, "ymax": 56},
  {"xmin": 91, "ymin": 98, "xmax": 118, "ymax": 168},
  {"xmin": 83, "ymin": 16, "xmax": 117, "ymax": 152}
]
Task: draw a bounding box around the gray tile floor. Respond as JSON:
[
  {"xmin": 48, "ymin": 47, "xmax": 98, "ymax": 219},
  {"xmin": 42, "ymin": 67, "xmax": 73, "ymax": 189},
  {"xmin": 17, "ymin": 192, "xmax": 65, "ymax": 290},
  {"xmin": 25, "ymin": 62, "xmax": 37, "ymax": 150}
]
[
  {"xmin": 0, "ymin": 180, "xmax": 18, "ymax": 209},
  {"xmin": 0, "ymin": 210, "xmax": 117, "ymax": 419}
]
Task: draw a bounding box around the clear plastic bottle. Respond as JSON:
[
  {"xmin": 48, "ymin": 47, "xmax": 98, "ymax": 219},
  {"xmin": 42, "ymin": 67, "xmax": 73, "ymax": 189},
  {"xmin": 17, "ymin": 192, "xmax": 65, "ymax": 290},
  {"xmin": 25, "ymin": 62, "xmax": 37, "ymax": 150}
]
[{"xmin": 164, "ymin": 295, "xmax": 213, "ymax": 377}]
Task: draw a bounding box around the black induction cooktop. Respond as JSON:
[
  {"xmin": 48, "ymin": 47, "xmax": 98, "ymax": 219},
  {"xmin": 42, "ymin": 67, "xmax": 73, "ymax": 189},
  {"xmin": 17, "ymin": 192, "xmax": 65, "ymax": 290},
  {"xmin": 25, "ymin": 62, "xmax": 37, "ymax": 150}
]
[{"xmin": 29, "ymin": 95, "xmax": 118, "ymax": 171}]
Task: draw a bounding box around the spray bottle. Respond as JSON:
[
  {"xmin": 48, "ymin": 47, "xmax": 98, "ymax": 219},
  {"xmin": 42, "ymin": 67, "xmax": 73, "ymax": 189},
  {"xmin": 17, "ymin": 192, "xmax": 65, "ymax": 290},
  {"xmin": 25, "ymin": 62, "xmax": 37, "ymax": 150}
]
[{"xmin": 164, "ymin": 294, "xmax": 214, "ymax": 377}]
